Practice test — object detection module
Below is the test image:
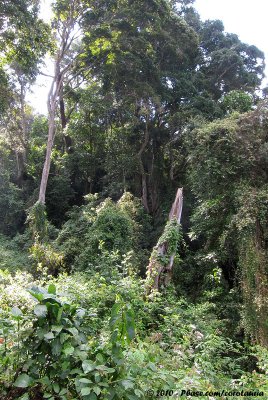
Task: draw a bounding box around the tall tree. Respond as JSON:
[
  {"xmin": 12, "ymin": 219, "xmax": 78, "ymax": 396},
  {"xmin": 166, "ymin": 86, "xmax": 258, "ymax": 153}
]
[
  {"xmin": 0, "ymin": 0, "xmax": 51, "ymax": 184},
  {"xmin": 81, "ymin": 0, "xmax": 199, "ymax": 212},
  {"xmin": 38, "ymin": 0, "xmax": 83, "ymax": 204}
]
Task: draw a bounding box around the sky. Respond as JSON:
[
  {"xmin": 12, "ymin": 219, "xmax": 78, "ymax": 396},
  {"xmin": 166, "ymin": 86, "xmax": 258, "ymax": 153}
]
[
  {"xmin": 195, "ymin": 0, "xmax": 268, "ymax": 69},
  {"xmin": 27, "ymin": 0, "xmax": 268, "ymax": 114}
]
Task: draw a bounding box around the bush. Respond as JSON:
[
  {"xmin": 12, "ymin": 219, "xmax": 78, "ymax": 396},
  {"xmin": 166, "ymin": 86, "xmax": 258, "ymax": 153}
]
[
  {"xmin": 0, "ymin": 234, "xmax": 30, "ymax": 273},
  {"xmin": 57, "ymin": 193, "xmax": 148, "ymax": 273}
]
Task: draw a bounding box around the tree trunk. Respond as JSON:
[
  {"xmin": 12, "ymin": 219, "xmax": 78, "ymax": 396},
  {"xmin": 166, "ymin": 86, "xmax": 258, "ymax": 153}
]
[
  {"xmin": 38, "ymin": 110, "xmax": 56, "ymax": 204},
  {"xmin": 146, "ymin": 188, "xmax": 183, "ymax": 293},
  {"xmin": 59, "ymin": 92, "xmax": 67, "ymax": 129},
  {"xmin": 137, "ymin": 116, "xmax": 150, "ymax": 212},
  {"xmin": 59, "ymin": 87, "xmax": 73, "ymax": 153},
  {"xmin": 15, "ymin": 151, "xmax": 25, "ymax": 186},
  {"xmin": 14, "ymin": 75, "xmax": 28, "ymax": 186}
]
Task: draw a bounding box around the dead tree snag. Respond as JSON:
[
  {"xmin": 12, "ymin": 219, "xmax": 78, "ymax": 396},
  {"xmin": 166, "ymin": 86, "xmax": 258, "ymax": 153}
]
[{"xmin": 146, "ymin": 188, "xmax": 183, "ymax": 293}]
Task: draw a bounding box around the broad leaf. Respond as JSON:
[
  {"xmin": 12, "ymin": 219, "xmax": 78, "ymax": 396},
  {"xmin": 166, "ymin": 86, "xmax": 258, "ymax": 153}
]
[
  {"xmin": 121, "ymin": 379, "xmax": 134, "ymax": 390},
  {"xmin": 11, "ymin": 307, "xmax": 22, "ymax": 318},
  {"xmin": 34, "ymin": 304, "xmax": 47, "ymax": 318},
  {"xmin": 14, "ymin": 373, "xmax": 33, "ymax": 388},
  {"xmin": 93, "ymin": 386, "xmax": 101, "ymax": 396},
  {"xmin": 79, "ymin": 378, "xmax": 92, "ymax": 383},
  {"xmin": 81, "ymin": 387, "xmax": 91, "ymax": 396},
  {"xmin": 125, "ymin": 307, "xmax": 135, "ymax": 342},
  {"xmin": 52, "ymin": 338, "xmax": 62, "ymax": 355},
  {"xmin": 109, "ymin": 302, "xmax": 121, "ymax": 328},
  {"xmin": 53, "ymin": 383, "xmax": 60, "ymax": 393},
  {"xmin": 44, "ymin": 331, "xmax": 54, "ymax": 340},
  {"xmin": 82, "ymin": 360, "xmax": 96, "ymax": 373},
  {"xmin": 48, "ymin": 284, "xmax": 56, "ymax": 294},
  {"xmin": 63, "ymin": 344, "xmax": 74, "ymax": 355},
  {"xmin": 28, "ymin": 286, "xmax": 46, "ymax": 302}
]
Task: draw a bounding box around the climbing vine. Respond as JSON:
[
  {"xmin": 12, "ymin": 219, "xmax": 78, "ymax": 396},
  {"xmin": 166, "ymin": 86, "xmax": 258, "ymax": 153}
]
[{"xmin": 146, "ymin": 219, "xmax": 183, "ymax": 291}]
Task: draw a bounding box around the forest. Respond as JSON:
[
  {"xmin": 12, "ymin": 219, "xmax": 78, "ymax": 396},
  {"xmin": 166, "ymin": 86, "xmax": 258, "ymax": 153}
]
[{"xmin": 0, "ymin": 0, "xmax": 268, "ymax": 399}]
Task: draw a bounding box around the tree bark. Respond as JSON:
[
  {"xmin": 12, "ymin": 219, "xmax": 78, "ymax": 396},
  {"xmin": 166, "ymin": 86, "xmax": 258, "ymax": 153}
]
[
  {"xmin": 38, "ymin": 109, "xmax": 56, "ymax": 204},
  {"xmin": 38, "ymin": 55, "xmax": 60, "ymax": 205},
  {"xmin": 146, "ymin": 188, "xmax": 183, "ymax": 292},
  {"xmin": 14, "ymin": 74, "xmax": 28, "ymax": 185}
]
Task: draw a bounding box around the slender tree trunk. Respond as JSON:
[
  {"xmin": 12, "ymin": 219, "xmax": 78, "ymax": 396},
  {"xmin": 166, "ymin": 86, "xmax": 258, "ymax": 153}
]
[
  {"xmin": 146, "ymin": 188, "xmax": 183, "ymax": 292},
  {"xmin": 137, "ymin": 116, "xmax": 150, "ymax": 212},
  {"xmin": 59, "ymin": 86, "xmax": 73, "ymax": 152},
  {"xmin": 59, "ymin": 92, "xmax": 67, "ymax": 129},
  {"xmin": 15, "ymin": 151, "xmax": 25, "ymax": 186},
  {"xmin": 38, "ymin": 109, "xmax": 56, "ymax": 204},
  {"xmin": 141, "ymin": 172, "xmax": 149, "ymax": 212},
  {"xmin": 15, "ymin": 75, "xmax": 28, "ymax": 185}
]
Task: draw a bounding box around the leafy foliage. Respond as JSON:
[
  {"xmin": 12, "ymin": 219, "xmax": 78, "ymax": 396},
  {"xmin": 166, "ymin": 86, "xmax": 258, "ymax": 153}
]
[
  {"xmin": 56, "ymin": 193, "xmax": 148, "ymax": 273},
  {"xmin": 186, "ymin": 102, "xmax": 268, "ymax": 345},
  {"xmin": 0, "ymin": 272, "xmax": 268, "ymax": 399}
]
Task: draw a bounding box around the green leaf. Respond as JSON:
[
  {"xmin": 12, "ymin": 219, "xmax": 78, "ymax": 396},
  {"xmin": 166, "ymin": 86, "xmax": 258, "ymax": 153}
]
[
  {"xmin": 81, "ymin": 387, "xmax": 91, "ymax": 396},
  {"xmin": 134, "ymin": 389, "xmax": 143, "ymax": 396},
  {"xmin": 34, "ymin": 304, "xmax": 47, "ymax": 318},
  {"xmin": 36, "ymin": 327, "xmax": 47, "ymax": 339},
  {"xmin": 48, "ymin": 284, "xmax": 56, "ymax": 294},
  {"xmin": 67, "ymin": 327, "xmax": 79, "ymax": 336},
  {"xmin": 79, "ymin": 378, "xmax": 92, "ymax": 383},
  {"xmin": 82, "ymin": 360, "xmax": 96, "ymax": 373},
  {"xmin": 39, "ymin": 376, "xmax": 50, "ymax": 386},
  {"xmin": 60, "ymin": 332, "xmax": 70, "ymax": 344},
  {"xmin": 96, "ymin": 353, "xmax": 104, "ymax": 363},
  {"xmin": 57, "ymin": 307, "xmax": 63, "ymax": 323},
  {"xmin": 126, "ymin": 395, "xmax": 138, "ymax": 400},
  {"xmin": 44, "ymin": 332, "xmax": 54, "ymax": 340},
  {"xmin": 18, "ymin": 394, "xmax": 29, "ymax": 400},
  {"xmin": 125, "ymin": 307, "xmax": 135, "ymax": 341},
  {"xmin": 53, "ymin": 383, "xmax": 60, "ymax": 393},
  {"xmin": 106, "ymin": 367, "xmax": 115, "ymax": 373},
  {"xmin": 29, "ymin": 286, "xmax": 46, "ymax": 301},
  {"xmin": 94, "ymin": 372, "xmax": 101, "ymax": 383},
  {"xmin": 51, "ymin": 325, "xmax": 63, "ymax": 333},
  {"xmin": 109, "ymin": 302, "xmax": 121, "ymax": 328},
  {"xmin": 63, "ymin": 344, "xmax": 74, "ymax": 355},
  {"xmin": 52, "ymin": 338, "xmax": 62, "ymax": 355},
  {"xmin": 14, "ymin": 373, "xmax": 33, "ymax": 388},
  {"xmin": 11, "ymin": 306, "xmax": 23, "ymax": 318},
  {"xmin": 98, "ymin": 382, "xmax": 109, "ymax": 387},
  {"xmin": 70, "ymin": 368, "xmax": 83, "ymax": 375},
  {"xmin": 121, "ymin": 379, "xmax": 134, "ymax": 390},
  {"xmin": 93, "ymin": 386, "xmax": 101, "ymax": 396}
]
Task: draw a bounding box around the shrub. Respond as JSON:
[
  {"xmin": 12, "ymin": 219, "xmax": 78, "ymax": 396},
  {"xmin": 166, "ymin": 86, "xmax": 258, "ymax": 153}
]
[{"xmin": 57, "ymin": 193, "xmax": 147, "ymax": 273}]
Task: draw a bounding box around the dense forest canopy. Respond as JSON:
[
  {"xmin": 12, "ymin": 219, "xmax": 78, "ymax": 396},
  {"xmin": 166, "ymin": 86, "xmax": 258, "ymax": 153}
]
[{"xmin": 0, "ymin": 0, "xmax": 268, "ymax": 399}]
